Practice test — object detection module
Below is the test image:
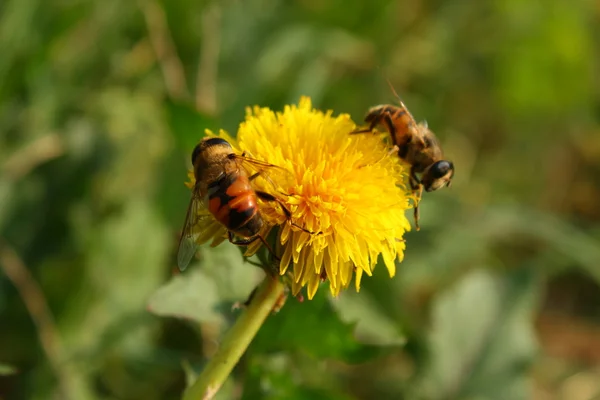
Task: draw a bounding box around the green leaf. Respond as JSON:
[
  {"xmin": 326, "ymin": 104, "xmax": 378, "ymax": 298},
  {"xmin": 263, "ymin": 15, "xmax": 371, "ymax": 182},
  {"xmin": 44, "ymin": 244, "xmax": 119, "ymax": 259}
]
[
  {"xmin": 181, "ymin": 359, "xmax": 198, "ymax": 388},
  {"xmin": 147, "ymin": 245, "xmax": 262, "ymax": 325},
  {"xmin": 166, "ymin": 100, "xmax": 218, "ymax": 152},
  {"xmin": 61, "ymin": 199, "xmax": 170, "ymax": 357},
  {"xmin": 329, "ymin": 288, "xmax": 405, "ymax": 346},
  {"xmin": 0, "ymin": 362, "xmax": 17, "ymax": 376},
  {"xmin": 251, "ymin": 288, "xmax": 383, "ymax": 363},
  {"xmin": 147, "ymin": 267, "xmax": 221, "ymax": 324},
  {"xmin": 417, "ymin": 268, "xmax": 539, "ymax": 400}
]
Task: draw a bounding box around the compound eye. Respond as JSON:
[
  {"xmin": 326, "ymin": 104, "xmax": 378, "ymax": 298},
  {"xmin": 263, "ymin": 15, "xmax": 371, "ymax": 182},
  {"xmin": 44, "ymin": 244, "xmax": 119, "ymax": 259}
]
[
  {"xmin": 431, "ymin": 160, "xmax": 453, "ymax": 178},
  {"xmin": 191, "ymin": 144, "xmax": 202, "ymax": 165}
]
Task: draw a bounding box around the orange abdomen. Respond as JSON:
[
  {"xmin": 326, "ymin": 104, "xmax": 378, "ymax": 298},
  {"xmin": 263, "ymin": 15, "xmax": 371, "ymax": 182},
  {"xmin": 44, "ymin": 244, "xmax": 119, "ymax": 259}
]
[{"xmin": 207, "ymin": 173, "xmax": 260, "ymax": 235}]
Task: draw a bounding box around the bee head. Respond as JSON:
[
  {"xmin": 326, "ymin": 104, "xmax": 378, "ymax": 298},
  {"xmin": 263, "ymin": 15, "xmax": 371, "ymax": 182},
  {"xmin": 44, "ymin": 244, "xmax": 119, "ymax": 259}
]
[
  {"xmin": 192, "ymin": 137, "xmax": 232, "ymax": 165},
  {"xmin": 191, "ymin": 137, "xmax": 233, "ymax": 182},
  {"xmin": 191, "ymin": 143, "xmax": 203, "ymax": 165},
  {"xmin": 421, "ymin": 160, "xmax": 454, "ymax": 192}
]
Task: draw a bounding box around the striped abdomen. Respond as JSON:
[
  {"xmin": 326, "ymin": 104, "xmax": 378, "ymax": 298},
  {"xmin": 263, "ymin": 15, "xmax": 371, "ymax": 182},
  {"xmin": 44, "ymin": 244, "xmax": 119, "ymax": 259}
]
[{"xmin": 207, "ymin": 173, "xmax": 263, "ymax": 237}]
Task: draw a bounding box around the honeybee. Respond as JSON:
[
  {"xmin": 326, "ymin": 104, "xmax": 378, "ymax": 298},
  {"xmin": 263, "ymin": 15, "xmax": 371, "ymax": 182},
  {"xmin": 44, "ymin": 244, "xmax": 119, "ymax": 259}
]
[
  {"xmin": 177, "ymin": 137, "xmax": 307, "ymax": 271},
  {"xmin": 352, "ymin": 88, "xmax": 454, "ymax": 230}
]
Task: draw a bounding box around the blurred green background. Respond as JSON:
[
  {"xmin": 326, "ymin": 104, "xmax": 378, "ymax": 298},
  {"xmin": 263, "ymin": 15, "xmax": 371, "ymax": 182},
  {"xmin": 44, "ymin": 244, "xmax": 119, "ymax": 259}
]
[{"xmin": 1, "ymin": 0, "xmax": 599, "ymax": 399}]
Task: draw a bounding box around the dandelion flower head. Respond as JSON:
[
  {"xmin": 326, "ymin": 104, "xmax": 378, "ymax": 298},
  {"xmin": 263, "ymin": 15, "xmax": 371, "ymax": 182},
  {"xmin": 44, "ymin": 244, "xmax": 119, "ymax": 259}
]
[{"xmin": 191, "ymin": 97, "xmax": 413, "ymax": 299}]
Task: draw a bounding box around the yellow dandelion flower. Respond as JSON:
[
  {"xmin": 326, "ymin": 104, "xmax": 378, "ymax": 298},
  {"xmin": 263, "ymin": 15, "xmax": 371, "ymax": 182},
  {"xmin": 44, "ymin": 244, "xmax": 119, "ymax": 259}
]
[{"xmin": 188, "ymin": 97, "xmax": 413, "ymax": 299}]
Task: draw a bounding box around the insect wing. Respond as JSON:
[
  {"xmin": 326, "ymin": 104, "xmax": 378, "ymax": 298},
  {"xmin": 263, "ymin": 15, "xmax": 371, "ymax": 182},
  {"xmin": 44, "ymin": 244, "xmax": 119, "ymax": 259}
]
[
  {"xmin": 176, "ymin": 191, "xmax": 214, "ymax": 271},
  {"xmin": 396, "ymin": 101, "xmax": 419, "ymax": 134},
  {"xmin": 233, "ymin": 154, "xmax": 295, "ymax": 194}
]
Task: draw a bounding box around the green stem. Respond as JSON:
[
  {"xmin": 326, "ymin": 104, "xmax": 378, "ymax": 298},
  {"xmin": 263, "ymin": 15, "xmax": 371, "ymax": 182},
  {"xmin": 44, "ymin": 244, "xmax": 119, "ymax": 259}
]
[{"xmin": 183, "ymin": 276, "xmax": 285, "ymax": 400}]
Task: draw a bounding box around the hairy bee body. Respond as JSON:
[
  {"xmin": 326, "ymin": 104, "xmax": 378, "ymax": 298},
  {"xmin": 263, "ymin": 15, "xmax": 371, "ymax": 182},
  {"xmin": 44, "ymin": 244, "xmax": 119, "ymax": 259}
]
[
  {"xmin": 177, "ymin": 137, "xmax": 317, "ymax": 271},
  {"xmin": 194, "ymin": 137, "xmax": 264, "ymax": 238},
  {"xmin": 354, "ymin": 100, "xmax": 455, "ymax": 229}
]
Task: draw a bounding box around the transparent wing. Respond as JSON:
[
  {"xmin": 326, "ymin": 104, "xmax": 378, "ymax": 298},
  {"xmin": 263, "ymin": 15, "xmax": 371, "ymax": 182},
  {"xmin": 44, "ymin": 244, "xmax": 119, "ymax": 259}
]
[
  {"xmin": 396, "ymin": 101, "xmax": 421, "ymax": 139},
  {"xmin": 231, "ymin": 154, "xmax": 295, "ymax": 195},
  {"xmin": 176, "ymin": 190, "xmax": 216, "ymax": 271}
]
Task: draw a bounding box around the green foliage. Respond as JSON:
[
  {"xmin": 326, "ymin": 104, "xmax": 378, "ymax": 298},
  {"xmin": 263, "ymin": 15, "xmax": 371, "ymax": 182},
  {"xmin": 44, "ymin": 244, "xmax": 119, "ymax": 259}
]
[
  {"xmin": 2, "ymin": 0, "xmax": 600, "ymax": 399},
  {"xmin": 0, "ymin": 363, "xmax": 17, "ymax": 376},
  {"xmin": 330, "ymin": 286, "xmax": 406, "ymax": 347},
  {"xmin": 251, "ymin": 288, "xmax": 386, "ymax": 363},
  {"xmin": 148, "ymin": 245, "xmax": 262, "ymax": 326},
  {"xmin": 417, "ymin": 269, "xmax": 539, "ymax": 400},
  {"xmin": 166, "ymin": 100, "xmax": 217, "ymax": 152}
]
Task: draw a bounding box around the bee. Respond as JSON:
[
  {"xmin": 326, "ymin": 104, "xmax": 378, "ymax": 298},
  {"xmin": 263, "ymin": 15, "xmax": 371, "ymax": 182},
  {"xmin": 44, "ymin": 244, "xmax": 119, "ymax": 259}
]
[
  {"xmin": 352, "ymin": 86, "xmax": 454, "ymax": 230},
  {"xmin": 177, "ymin": 137, "xmax": 309, "ymax": 271}
]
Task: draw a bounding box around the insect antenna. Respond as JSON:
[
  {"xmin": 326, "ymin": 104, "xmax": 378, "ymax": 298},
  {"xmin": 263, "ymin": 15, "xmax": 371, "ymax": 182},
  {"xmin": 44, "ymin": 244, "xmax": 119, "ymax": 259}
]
[{"xmin": 374, "ymin": 65, "xmax": 403, "ymax": 102}]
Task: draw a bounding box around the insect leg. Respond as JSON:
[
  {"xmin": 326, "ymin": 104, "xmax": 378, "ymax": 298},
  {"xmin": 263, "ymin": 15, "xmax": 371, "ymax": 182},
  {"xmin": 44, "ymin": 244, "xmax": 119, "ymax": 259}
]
[
  {"xmin": 231, "ymin": 286, "xmax": 258, "ymax": 311},
  {"xmin": 350, "ymin": 127, "xmax": 374, "ymax": 134},
  {"xmin": 409, "ymin": 166, "xmax": 423, "ymax": 231},
  {"xmin": 227, "ymin": 231, "xmax": 281, "ymax": 266},
  {"xmin": 409, "ymin": 166, "xmax": 421, "ymax": 191},
  {"xmin": 255, "ymin": 191, "xmax": 321, "ymax": 235},
  {"xmin": 350, "ymin": 118, "xmax": 379, "ymax": 135},
  {"xmin": 271, "ymin": 289, "xmax": 288, "ymax": 313},
  {"xmin": 387, "ymin": 145, "xmax": 400, "ymax": 156},
  {"xmin": 381, "ymin": 112, "xmax": 398, "ymax": 146},
  {"xmin": 227, "ymin": 230, "xmax": 258, "ymax": 246},
  {"xmin": 413, "ymin": 185, "xmax": 423, "ymax": 231},
  {"xmin": 246, "ymin": 167, "xmax": 287, "ymax": 197}
]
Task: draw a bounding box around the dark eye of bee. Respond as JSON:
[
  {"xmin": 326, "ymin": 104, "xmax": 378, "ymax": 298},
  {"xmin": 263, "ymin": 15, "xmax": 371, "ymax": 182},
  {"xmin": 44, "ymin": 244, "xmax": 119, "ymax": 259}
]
[
  {"xmin": 430, "ymin": 160, "xmax": 454, "ymax": 178},
  {"xmin": 191, "ymin": 144, "xmax": 202, "ymax": 165}
]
